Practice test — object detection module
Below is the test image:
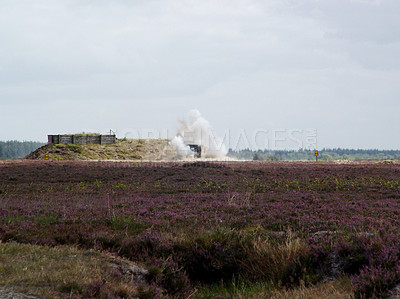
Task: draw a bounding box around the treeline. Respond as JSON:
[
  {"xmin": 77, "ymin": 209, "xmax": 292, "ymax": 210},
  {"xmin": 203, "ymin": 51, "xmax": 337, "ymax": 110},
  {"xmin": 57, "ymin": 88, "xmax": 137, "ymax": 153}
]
[
  {"xmin": 228, "ymin": 148, "xmax": 400, "ymax": 161},
  {"xmin": 0, "ymin": 141, "xmax": 45, "ymax": 159}
]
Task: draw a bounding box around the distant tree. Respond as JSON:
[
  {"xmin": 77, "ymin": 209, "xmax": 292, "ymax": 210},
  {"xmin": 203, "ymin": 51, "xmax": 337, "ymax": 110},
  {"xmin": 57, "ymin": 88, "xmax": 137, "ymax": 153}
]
[
  {"xmin": 0, "ymin": 141, "xmax": 45, "ymax": 159},
  {"xmin": 266, "ymin": 154, "xmax": 280, "ymax": 161},
  {"xmin": 228, "ymin": 148, "xmax": 400, "ymax": 161},
  {"xmin": 253, "ymin": 152, "xmax": 265, "ymax": 161}
]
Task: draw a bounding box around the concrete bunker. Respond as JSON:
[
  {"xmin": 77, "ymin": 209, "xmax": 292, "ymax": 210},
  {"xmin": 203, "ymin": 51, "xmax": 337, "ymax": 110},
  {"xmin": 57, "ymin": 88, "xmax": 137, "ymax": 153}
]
[{"xmin": 47, "ymin": 134, "xmax": 116, "ymax": 145}]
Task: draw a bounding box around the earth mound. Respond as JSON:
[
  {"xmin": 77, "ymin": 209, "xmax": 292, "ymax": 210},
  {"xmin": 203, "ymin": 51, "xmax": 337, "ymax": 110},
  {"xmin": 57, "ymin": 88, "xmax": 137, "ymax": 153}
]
[{"xmin": 25, "ymin": 139, "xmax": 177, "ymax": 161}]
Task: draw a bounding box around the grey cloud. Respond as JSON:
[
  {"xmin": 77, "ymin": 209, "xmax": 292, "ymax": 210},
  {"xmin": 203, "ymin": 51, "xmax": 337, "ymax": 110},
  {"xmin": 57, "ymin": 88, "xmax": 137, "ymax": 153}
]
[{"xmin": 0, "ymin": 0, "xmax": 399, "ymax": 148}]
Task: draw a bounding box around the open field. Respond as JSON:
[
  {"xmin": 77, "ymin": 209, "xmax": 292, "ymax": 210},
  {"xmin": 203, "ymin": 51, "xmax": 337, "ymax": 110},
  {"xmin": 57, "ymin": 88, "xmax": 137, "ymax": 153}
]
[{"xmin": 1, "ymin": 160, "xmax": 400, "ymax": 297}]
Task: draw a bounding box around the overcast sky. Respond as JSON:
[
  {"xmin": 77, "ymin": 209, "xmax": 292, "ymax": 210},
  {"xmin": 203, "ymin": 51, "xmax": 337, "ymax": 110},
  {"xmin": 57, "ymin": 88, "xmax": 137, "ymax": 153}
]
[{"xmin": 1, "ymin": 0, "xmax": 399, "ymax": 149}]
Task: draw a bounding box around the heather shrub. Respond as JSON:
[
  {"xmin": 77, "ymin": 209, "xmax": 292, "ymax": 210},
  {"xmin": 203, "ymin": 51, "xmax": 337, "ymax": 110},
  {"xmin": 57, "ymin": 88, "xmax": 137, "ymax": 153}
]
[
  {"xmin": 175, "ymin": 232, "xmax": 246, "ymax": 284},
  {"xmin": 281, "ymin": 234, "xmax": 347, "ymax": 287},
  {"xmin": 352, "ymin": 264, "xmax": 400, "ymax": 299},
  {"xmin": 335, "ymin": 235, "xmax": 400, "ymax": 269},
  {"xmin": 281, "ymin": 234, "xmax": 400, "ymax": 294},
  {"xmin": 349, "ymin": 235, "xmax": 400, "ymax": 298},
  {"xmin": 119, "ymin": 232, "xmax": 173, "ymax": 261},
  {"xmin": 94, "ymin": 234, "xmax": 122, "ymax": 251},
  {"xmin": 146, "ymin": 259, "xmax": 192, "ymax": 297},
  {"xmin": 282, "ymin": 249, "xmax": 326, "ymax": 287},
  {"xmin": 334, "ymin": 237, "xmax": 370, "ymax": 275}
]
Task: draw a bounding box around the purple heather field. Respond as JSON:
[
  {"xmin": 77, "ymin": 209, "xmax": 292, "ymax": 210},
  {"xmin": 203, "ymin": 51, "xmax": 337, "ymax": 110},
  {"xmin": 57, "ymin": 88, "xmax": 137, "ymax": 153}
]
[{"xmin": 1, "ymin": 160, "xmax": 400, "ymax": 297}]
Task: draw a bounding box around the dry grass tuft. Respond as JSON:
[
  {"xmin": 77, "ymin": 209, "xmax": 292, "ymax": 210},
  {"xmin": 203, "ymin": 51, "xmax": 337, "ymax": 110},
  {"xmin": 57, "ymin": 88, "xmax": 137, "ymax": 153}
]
[
  {"xmin": 241, "ymin": 230, "xmax": 309, "ymax": 282},
  {"xmin": 226, "ymin": 191, "xmax": 252, "ymax": 208},
  {"xmin": 226, "ymin": 278, "xmax": 353, "ymax": 299},
  {"xmin": 267, "ymin": 278, "xmax": 353, "ymax": 299}
]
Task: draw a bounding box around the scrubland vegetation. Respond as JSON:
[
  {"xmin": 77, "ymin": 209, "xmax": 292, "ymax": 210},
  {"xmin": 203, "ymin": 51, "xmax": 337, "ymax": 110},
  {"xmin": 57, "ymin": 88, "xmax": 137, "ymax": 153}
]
[
  {"xmin": 1, "ymin": 160, "xmax": 400, "ymax": 297},
  {"xmin": 25, "ymin": 139, "xmax": 175, "ymax": 161}
]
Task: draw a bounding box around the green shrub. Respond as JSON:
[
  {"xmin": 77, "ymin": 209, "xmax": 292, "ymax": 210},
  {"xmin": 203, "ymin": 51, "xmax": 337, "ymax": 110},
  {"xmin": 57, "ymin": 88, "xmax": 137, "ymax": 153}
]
[{"xmin": 65, "ymin": 144, "xmax": 84, "ymax": 154}]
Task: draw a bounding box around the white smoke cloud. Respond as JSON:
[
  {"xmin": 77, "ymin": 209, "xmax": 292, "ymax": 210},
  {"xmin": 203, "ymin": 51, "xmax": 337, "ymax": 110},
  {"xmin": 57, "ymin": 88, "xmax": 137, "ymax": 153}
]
[
  {"xmin": 172, "ymin": 109, "xmax": 228, "ymax": 158},
  {"xmin": 170, "ymin": 135, "xmax": 194, "ymax": 158}
]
